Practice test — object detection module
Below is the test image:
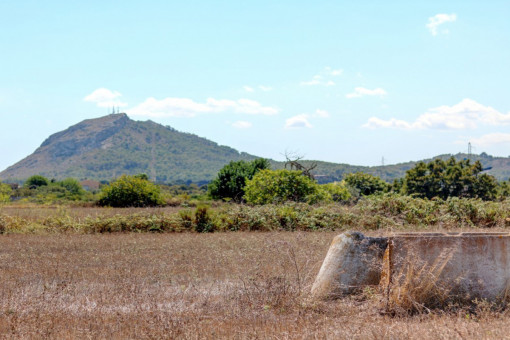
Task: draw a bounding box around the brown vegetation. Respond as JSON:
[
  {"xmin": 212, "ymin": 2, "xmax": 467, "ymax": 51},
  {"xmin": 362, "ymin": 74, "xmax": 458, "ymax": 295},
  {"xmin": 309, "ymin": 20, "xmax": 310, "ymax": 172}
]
[
  {"xmin": 2, "ymin": 194, "xmax": 510, "ymax": 234},
  {"xmin": 1, "ymin": 232, "xmax": 510, "ymax": 339}
]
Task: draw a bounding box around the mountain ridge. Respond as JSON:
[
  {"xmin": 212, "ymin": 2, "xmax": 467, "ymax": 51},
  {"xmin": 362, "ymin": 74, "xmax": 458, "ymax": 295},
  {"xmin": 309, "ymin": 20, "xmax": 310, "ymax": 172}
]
[{"xmin": 2, "ymin": 113, "xmax": 510, "ymax": 183}]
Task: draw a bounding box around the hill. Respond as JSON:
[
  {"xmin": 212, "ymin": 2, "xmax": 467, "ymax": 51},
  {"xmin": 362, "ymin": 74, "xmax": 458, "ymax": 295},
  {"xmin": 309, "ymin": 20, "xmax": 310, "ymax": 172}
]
[
  {"xmin": 2, "ymin": 113, "xmax": 510, "ymax": 184},
  {"xmin": 0, "ymin": 113, "xmax": 257, "ymax": 184},
  {"xmin": 306, "ymin": 152, "xmax": 510, "ymax": 183}
]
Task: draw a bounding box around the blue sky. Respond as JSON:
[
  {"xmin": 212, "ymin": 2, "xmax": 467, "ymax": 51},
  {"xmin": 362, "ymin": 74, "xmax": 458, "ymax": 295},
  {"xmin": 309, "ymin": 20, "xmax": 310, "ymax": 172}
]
[{"xmin": 1, "ymin": 1, "xmax": 510, "ymax": 172}]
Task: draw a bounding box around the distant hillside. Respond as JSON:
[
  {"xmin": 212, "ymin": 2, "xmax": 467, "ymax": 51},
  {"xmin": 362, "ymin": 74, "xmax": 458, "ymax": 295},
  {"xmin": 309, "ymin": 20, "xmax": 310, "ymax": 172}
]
[
  {"xmin": 305, "ymin": 152, "xmax": 510, "ymax": 183},
  {"xmin": 2, "ymin": 113, "xmax": 510, "ymax": 184},
  {"xmin": 0, "ymin": 113, "xmax": 257, "ymax": 184}
]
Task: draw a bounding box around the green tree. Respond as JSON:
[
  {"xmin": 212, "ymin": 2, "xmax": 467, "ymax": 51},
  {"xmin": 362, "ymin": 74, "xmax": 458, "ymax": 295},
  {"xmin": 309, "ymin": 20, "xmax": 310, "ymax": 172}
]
[
  {"xmin": 344, "ymin": 172, "xmax": 389, "ymax": 196},
  {"xmin": 498, "ymin": 180, "xmax": 510, "ymax": 198},
  {"xmin": 208, "ymin": 158, "xmax": 270, "ymax": 202},
  {"xmin": 244, "ymin": 169, "xmax": 319, "ymax": 204},
  {"xmin": 98, "ymin": 174, "xmax": 164, "ymax": 207},
  {"xmin": 59, "ymin": 178, "xmax": 84, "ymax": 196},
  {"xmin": 24, "ymin": 175, "xmax": 49, "ymax": 188},
  {"xmin": 0, "ymin": 183, "xmax": 12, "ymax": 203},
  {"xmin": 319, "ymin": 182, "xmax": 351, "ymax": 202},
  {"xmin": 403, "ymin": 157, "xmax": 497, "ymax": 200}
]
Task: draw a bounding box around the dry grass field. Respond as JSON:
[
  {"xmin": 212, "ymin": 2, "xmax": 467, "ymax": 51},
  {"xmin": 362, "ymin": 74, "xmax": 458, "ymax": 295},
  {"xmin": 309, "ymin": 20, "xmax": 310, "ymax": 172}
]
[{"xmin": 2, "ymin": 231, "xmax": 510, "ymax": 339}]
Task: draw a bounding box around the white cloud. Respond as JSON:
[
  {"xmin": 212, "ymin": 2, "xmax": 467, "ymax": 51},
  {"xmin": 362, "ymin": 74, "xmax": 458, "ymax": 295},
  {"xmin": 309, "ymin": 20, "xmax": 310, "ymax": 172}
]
[
  {"xmin": 346, "ymin": 87, "xmax": 387, "ymax": 98},
  {"xmin": 426, "ymin": 13, "xmax": 457, "ymax": 36},
  {"xmin": 465, "ymin": 133, "xmax": 510, "ymax": 147},
  {"xmin": 314, "ymin": 109, "xmax": 330, "ymax": 118},
  {"xmin": 300, "ymin": 67, "xmax": 342, "ymax": 86},
  {"xmin": 285, "ymin": 114, "xmax": 313, "ymax": 129},
  {"xmin": 325, "ymin": 66, "xmax": 343, "ymax": 76},
  {"xmin": 243, "ymin": 86, "xmax": 254, "ymax": 93},
  {"xmin": 258, "ymin": 85, "xmax": 272, "ymax": 92},
  {"xmin": 231, "ymin": 121, "xmax": 252, "ymax": 129},
  {"xmin": 363, "ymin": 99, "xmax": 510, "ymax": 130},
  {"xmin": 128, "ymin": 97, "xmax": 279, "ymax": 118},
  {"xmin": 84, "ymin": 88, "xmax": 127, "ymax": 108}
]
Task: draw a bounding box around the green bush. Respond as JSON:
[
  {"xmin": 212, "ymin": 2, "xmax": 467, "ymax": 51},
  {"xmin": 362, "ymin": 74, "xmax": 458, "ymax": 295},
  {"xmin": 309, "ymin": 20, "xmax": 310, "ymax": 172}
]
[
  {"xmin": 208, "ymin": 158, "xmax": 270, "ymax": 202},
  {"xmin": 24, "ymin": 175, "xmax": 49, "ymax": 188},
  {"xmin": 98, "ymin": 174, "xmax": 164, "ymax": 207},
  {"xmin": 344, "ymin": 172, "xmax": 388, "ymax": 196},
  {"xmin": 194, "ymin": 205, "xmax": 214, "ymax": 232},
  {"xmin": 58, "ymin": 178, "xmax": 82, "ymax": 194},
  {"xmin": 319, "ymin": 182, "xmax": 351, "ymax": 202},
  {"xmin": 244, "ymin": 169, "xmax": 319, "ymax": 204},
  {"xmin": 0, "ymin": 183, "xmax": 12, "ymax": 203},
  {"xmin": 403, "ymin": 157, "xmax": 498, "ymax": 200}
]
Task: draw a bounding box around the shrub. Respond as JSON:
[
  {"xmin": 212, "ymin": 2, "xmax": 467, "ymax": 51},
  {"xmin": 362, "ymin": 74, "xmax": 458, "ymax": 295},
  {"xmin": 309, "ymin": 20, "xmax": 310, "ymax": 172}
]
[
  {"xmin": 0, "ymin": 183, "xmax": 12, "ymax": 203},
  {"xmin": 208, "ymin": 158, "xmax": 270, "ymax": 202},
  {"xmin": 194, "ymin": 205, "xmax": 214, "ymax": 232},
  {"xmin": 319, "ymin": 182, "xmax": 351, "ymax": 202},
  {"xmin": 344, "ymin": 172, "xmax": 388, "ymax": 196},
  {"xmin": 24, "ymin": 175, "xmax": 49, "ymax": 188},
  {"xmin": 59, "ymin": 178, "xmax": 84, "ymax": 196},
  {"xmin": 98, "ymin": 174, "xmax": 164, "ymax": 207},
  {"xmin": 244, "ymin": 169, "xmax": 319, "ymax": 204},
  {"xmin": 403, "ymin": 157, "xmax": 498, "ymax": 200}
]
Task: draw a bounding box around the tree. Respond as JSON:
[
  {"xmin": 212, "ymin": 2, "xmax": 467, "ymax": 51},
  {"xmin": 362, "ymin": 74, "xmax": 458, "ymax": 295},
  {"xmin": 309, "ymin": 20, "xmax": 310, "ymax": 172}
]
[
  {"xmin": 403, "ymin": 157, "xmax": 498, "ymax": 200},
  {"xmin": 59, "ymin": 178, "xmax": 84, "ymax": 196},
  {"xmin": 284, "ymin": 152, "xmax": 317, "ymax": 180},
  {"xmin": 244, "ymin": 169, "xmax": 319, "ymax": 204},
  {"xmin": 344, "ymin": 172, "xmax": 388, "ymax": 196},
  {"xmin": 24, "ymin": 175, "xmax": 49, "ymax": 188},
  {"xmin": 0, "ymin": 183, "xmax": 12, "ymax": 203},
  {"xmin": 208, "ymin": 158, "xmax": 270, "ymax": 202},
  {"xmin": 319, "ymin": 182, "xmax": 351, "ymax": 202},
  {"xmin": 98, "ymin": 174, "xmax": 164, "ymax": 207}
]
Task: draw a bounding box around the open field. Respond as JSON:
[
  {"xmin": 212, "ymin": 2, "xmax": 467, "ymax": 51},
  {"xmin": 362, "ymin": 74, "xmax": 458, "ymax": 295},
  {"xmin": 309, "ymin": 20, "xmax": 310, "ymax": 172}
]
[{"xmin": 2, "ymin": 232, "xmax": 510, "ymax": 339}]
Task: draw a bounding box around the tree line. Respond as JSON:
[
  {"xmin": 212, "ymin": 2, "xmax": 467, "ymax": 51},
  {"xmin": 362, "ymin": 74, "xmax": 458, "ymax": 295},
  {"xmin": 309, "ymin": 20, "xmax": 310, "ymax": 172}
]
[{"xmin": 0, "ymin": 156, "xmax": 507, "ymax": 207}]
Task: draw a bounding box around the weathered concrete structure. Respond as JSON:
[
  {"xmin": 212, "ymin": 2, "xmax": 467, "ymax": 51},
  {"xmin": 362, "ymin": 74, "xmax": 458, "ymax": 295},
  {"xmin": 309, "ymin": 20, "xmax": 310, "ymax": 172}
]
[
  {"xmin": 310, "ymin": 231, "xmax": 387, "ymax": 299},
  {"xmin": 312, "ymin": 231, "xmax": 510, "ymax": 302}
]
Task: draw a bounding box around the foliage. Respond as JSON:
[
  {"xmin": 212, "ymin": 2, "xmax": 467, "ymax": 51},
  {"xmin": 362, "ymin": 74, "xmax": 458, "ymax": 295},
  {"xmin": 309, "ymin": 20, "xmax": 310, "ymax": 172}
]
[
  {"xmin": 134, "ymin": 173, "xmax": 149, "ymax": 180},
  {"xmin": 1, "ymin": 115, "xmax": 260, "ymax": 184},
  {"xmin": 194, "ymin": 205, "xmax": 214, "ymax": 232},
  {"xmin": 244, "ymin": 169, "xmax": 319, "ymax": 204},
  {"xmin": 59, "ymin": 178, "xmax": 84, "ymax": 196},
  {"xmin": 402, "ymin": 157, "xmax": 498, "ymax": 200},
  {"xmin": 498, "ymin": 180, "xmax": 510, "ymax": 198},
  {"xmin": 208, "ymin": 158, "xmax": 270, "ymax": 202},
  {"xmin": 98, "ymin": 174, "xmax": 164, "ymax": 207},
  {"xmin": 318, "ymin": 182, "xmax": 351, "ymax": 202},
  {"xmin": 24, "ymin": 175, "xmax": 49, "ymax": 188},
  {"xmin": 344, "ymin": 172, "xmax": 389, "ymax": 196},
  {"xmin": 2, "ymin": 194, "xmax": 510, "ymax": 234},
  {"xmin": 0, "ymin": 183, "xmax": 12, "ymax": 203}
]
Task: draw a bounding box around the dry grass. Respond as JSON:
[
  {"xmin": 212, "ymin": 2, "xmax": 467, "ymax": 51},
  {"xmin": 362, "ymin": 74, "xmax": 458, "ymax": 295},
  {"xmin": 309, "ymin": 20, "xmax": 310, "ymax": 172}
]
[
  {"xmin": 1, "ymin": 232, "xmax": 510, "ymax": 339},
  {"xmin": 384, "ymin": 248, "xmax": 456, "ymax": 315}
]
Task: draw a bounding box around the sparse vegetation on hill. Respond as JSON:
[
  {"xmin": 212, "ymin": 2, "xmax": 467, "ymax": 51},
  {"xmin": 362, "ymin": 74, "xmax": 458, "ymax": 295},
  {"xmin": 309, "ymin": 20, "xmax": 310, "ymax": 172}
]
[
  {"xmin": 3, "ymin": 114, "xmax": 510, "ymax": 185},
  {"xmin": 0, "ymin": 113, "xmax": 257, "ymax": 184}
]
